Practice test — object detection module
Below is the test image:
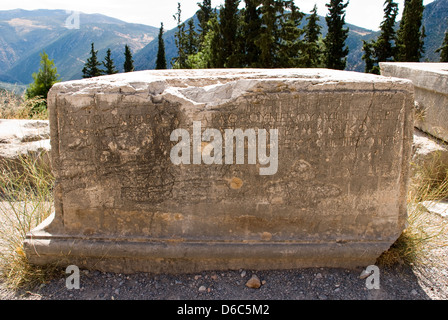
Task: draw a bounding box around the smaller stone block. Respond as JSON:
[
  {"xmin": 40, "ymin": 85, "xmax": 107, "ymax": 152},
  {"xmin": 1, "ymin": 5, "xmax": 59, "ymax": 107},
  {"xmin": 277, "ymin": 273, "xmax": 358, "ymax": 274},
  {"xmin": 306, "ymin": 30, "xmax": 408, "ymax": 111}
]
[{"xmin": 380, "ymin": 62, "xmax": 448, "ymax": 142}]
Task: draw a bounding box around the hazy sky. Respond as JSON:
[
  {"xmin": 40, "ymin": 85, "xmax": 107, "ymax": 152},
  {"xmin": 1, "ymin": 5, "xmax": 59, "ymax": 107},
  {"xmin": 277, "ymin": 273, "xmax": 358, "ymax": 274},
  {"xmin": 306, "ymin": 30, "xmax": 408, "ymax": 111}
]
[{"xmin": 1, "ymin": 0, "xmax": 436, "ymax": 31}]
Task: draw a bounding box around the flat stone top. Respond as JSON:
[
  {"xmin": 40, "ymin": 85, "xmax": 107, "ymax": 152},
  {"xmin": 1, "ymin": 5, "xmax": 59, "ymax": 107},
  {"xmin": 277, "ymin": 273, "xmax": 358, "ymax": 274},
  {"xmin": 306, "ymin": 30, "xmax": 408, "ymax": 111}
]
[
  {"xmin": 380, "ymin": 62, "xmax": 448, "ymax": 94},
  {"xmin": 381, "ymin": 62, "xmax": 448, "ymax": 75},
  {"xmin": 50, "ymin": 68, "xmax": 412, "ymax": 93},
  {"xmin": 49, "ymin": 69, "xmax": 413, "ymax": 110}
]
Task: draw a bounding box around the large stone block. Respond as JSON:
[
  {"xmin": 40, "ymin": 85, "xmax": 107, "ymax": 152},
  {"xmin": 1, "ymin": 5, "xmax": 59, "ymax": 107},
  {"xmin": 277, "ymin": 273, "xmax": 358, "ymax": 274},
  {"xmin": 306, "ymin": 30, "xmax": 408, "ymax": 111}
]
[
  {"xmin": 380, "ymin": 62, "xmax": 448, "ymax": 142},
  {"xmin": 24, "ymin": 69, "xmax": 414, "ymax": 273}
]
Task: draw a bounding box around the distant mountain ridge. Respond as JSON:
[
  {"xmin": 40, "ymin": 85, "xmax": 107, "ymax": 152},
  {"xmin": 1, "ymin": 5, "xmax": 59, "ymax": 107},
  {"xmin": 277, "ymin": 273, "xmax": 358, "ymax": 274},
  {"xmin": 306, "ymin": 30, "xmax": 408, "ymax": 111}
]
[
  {"xmin": 0, "ymin": 9, "xmax": 158, "ymax": 85},
  {"xmin": 422, "ymin": 0, "xmax": 448, "ymax": 61},
  {"xmin": 0, "ymin": 0, "xmax": 447, "ymax": 88}
]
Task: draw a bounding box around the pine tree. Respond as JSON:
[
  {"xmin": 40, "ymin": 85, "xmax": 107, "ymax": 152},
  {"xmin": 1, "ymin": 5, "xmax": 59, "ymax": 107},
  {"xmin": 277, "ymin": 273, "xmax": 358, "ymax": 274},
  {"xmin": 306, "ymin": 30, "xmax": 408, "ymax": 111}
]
[
  {"xmin": 436, "ymin": 31, "xmax": 448, "ymax": 62},
  {"xmin": 374, "ymin": 0, "xmax": 399, "ymax": 63},
  {"xmin": 205, "ymin": 15, "xmax": 223, "ymax": 68},
  {"xmin": 396, "ymin": 0, "xmax": 425, "ymax": 62},
  {"xmin": 82, "ymin": 43, "xmax": 104, "ymax": 78},
  {"xmin": 219, "ymin": 0, "xmax": 241, "ymax": 68},
  {"xmin": 156, "ymin": 23, "xmax": 167, "ymax": 69},
  {"xmin": 103, "ymin": 48, "xmax": 118, "ymax": 75},
  {"xmin": 197, "ymin": 0, "xmax": 213, "ymax": 46},
  {"xmin": 257, "ymin": 0, "xmax": 279, "ymax": 68},
  {"xmin": 362, "ymin": 0, "xmax": 398, "ymax": 74},
  {"xmin": 123, "ymin": 44, "xmax": 134, "ymax": 72},
  {"xmin": 302, "ymin": 5, "xmax": 323, "ymax": 68},
  {"xmin": 172, "ymin": 2, "xmax": 188, "ymax": 69},
  {"xmin": 186, "ymin": 19, "xmax": 199, "ymax": 57},
  {"xmin": 276, "ymin": 0, "xmax": 304, "ymax": 68},
  {"xmin": 420, "ymin": 25, "xmax": 426, "ymax": 58},
  {"xmin": 26, "ymin": 51, "xmax": 60, "ymax": 99},
  {"xmin": 323, "ymin": 0, "xmax": 349, "ymax": 70},
  {"xmin": 362, "ymin": 40, "xmax": 377, "ymax": 74},
  {"xmin": 187, "ymin": 15, "xmax": 220, "ymax": 69},
  {"xmin": 240, "ymin": 0, "xmax": 262, "ymax": 67}
]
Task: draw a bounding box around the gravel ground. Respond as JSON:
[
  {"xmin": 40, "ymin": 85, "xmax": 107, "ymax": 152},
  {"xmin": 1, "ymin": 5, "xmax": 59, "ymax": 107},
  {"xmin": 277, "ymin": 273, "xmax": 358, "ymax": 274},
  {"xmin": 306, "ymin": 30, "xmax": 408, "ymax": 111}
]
[
  {"xmin": 1, "ymin": 207, "xmax": 447, "ymax": 301},
  {"xmin": 1, "ymin": 255, "xmax": 447, "ymax": 301}
]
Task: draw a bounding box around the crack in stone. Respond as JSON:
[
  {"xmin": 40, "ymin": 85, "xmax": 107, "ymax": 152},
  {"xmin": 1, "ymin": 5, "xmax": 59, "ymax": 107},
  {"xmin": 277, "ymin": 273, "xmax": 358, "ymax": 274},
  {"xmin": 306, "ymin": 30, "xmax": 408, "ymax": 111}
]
[{"xmin": 352, "ymin": 87, "xmax": 375, "ymax": 172}]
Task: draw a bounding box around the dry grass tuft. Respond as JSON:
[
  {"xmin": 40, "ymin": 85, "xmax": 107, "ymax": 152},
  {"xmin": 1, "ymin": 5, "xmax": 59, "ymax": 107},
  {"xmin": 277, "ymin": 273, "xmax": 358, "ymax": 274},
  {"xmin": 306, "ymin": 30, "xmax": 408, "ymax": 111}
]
[
  {"xmin": 378, "ymin": 150, "xmax": 448, "ymax": 267},
  {"xmin": 0, "ymin": 89, "xmax": 48, "ymax": 120},
  {"xmin": 0, "ymin": 154, "xmax": 61, "ymax": 289}
]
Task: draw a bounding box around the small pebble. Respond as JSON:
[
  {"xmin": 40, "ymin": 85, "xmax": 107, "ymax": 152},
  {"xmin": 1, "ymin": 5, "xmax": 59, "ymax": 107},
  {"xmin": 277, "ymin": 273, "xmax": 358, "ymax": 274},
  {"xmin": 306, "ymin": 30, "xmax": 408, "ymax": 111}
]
[
  {"xmin": 359, "ymin": 269, "xmax": 372, "ymax": 280},
  {"xmin": 246, "ymin": 275, "xmax": 262, "ymax": 289}
]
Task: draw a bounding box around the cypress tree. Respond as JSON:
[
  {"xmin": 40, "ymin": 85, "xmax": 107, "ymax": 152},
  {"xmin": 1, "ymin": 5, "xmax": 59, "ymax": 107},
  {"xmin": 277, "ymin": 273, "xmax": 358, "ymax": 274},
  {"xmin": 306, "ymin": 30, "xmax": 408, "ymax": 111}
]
[
  {"xmin": 374, "ymin": 0, "xmax": 399, "ymax": 63},
  {"xmin": 156, "ymin": 23, "xmax": 167, "ymax": 70},
  {"xmin": 123, "ymin": 45, "xmax": 134, "ymax": 72},
  {"xmin": 396, "ymin": 0, "xmax": 425, "ymax": 62},
  {"xmin": 103, "ymin": 48, "xmax": 118, "ymax": 75},
  {"xmin": 302, "ymin": 5, "xmax": 323, "ymax": 68},
  {"xmin": 436, "ymin": 31, "xmax": 448, "ymax": 62},
  {"xmin": 323, "ymin": 0, "xmax": 349, "ymax": 70},
  {"xmin": 82, "ymin": 43, "xmax": 104, "ymax": 78},
  {"xmin": 241, "ymin": 0, "xmax": 262, "ymax": 67}
]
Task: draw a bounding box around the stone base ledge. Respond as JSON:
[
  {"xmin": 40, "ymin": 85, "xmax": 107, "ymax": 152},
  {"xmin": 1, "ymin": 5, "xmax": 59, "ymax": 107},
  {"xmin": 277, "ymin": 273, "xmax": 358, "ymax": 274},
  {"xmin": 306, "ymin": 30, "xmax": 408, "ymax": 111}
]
[{"xmin": 24, "ymin": 217, "xmax": 390, "ymax": 274}]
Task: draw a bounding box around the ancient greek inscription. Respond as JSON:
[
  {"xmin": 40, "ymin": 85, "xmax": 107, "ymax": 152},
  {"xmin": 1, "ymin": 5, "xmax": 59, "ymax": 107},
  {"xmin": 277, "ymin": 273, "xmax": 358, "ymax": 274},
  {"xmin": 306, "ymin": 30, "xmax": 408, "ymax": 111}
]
[{"xmin": 59, "ymin": 91, "xmax": 404, "ymax": 207}]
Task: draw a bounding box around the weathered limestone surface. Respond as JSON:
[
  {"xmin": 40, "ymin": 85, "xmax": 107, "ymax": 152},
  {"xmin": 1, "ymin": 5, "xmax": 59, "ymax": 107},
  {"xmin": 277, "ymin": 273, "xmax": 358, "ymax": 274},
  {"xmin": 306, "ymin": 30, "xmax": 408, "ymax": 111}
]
[
  {"xmin": 24, "ymin": 69, "xmax": 414, "ymax": 273},
  {"xmin": 380, "ymin": 62, "xmax": 448, "ymax": 142}
]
